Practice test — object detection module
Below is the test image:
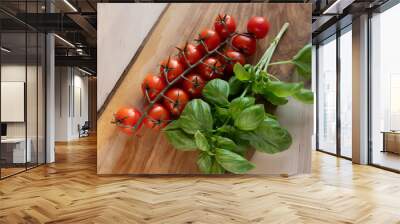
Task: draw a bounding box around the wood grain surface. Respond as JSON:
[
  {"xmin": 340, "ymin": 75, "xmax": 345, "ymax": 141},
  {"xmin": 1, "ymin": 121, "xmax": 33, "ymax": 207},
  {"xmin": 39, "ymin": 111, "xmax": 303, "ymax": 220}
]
[
  {"xmin": 97, "ymin": 3, "xmax": 312, "ymax": 174},
  {"xmin": 2, "ymin": 136, "xmax": 400, "ymax": 223}
]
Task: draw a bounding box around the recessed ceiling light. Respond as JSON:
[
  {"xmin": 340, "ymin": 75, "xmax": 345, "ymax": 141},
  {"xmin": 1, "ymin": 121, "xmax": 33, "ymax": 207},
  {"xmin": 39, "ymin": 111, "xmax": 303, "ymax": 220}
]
[
  {"xmin": 54, "ymin": 34, "xmax": 75, "ymax": 48},
  {"xmin": 63, "ymin": 0, "xmax": 78, "ymax": 12},
  {"xmin": 78, "ymin": 67, "xmax": 93, "ymax": 76},
  {"xmin": 1, "ymin": 47, "xmax": 11, "ymax": 53},
  {"xmin": 323, "ymin": 0, "xmax": 354, "ymax": 15}
]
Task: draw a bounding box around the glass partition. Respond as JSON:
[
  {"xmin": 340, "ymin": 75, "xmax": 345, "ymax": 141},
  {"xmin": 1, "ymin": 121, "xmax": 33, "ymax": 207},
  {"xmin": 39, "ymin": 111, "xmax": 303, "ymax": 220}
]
[
  {"xmin": 317, "ymin": 35, "xmax": 337, "ymax": 154},
  {"xmin": 370, "ymin": 3, "xmax": 400, "ymax": 171},
  {"xmin": 0, "ymin": 2, "xmax": 46, "ymax": 179},
  {"xmin": 1, "ymin": 31, "xmax": 28, "ymax": 177}
]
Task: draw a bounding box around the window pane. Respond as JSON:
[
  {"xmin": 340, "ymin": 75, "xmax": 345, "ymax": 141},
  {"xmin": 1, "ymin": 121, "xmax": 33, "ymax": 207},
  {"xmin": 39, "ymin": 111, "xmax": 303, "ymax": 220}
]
[
  {"xmin": 340, "ymin": 29, "xmax": 352, "ymax": 158},
  {"xmin": 27, "ymin": 31, "xmax": 38, "ymax": 169},
  {"xmin": 371, "ymin": 4, "xmax": 400, "ymax": 171},
  {"xmin": 318, "ymin": 37, "xmax": 337, "ymax": 154}
]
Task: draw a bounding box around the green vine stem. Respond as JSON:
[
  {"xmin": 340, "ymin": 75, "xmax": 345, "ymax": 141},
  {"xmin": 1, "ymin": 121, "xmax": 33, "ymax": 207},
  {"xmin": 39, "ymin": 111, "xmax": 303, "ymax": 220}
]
[
  {"xmin": 255, "ymin": 22, "xmax": 289, "ymax": 74},
  {"xmin": 130, "ymin": 35, "xmax": 236, "ymax": 130},
  {"xmin": 268, "ymin": 60, "xmax": 292, "ymax": 66}
]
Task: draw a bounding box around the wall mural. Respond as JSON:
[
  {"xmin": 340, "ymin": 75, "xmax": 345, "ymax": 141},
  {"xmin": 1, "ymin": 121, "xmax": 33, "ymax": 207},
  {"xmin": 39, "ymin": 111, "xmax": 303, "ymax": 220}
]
[{"xmin": 97, "ymin": 3, "xmax": 313, "ymax": 175}]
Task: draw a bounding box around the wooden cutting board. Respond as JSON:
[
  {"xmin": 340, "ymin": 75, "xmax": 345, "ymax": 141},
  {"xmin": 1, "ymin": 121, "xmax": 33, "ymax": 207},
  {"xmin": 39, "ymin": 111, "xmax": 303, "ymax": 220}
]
[{"xmin": 97, "ymin": 3, "xmax": 312, "ymax": 174}]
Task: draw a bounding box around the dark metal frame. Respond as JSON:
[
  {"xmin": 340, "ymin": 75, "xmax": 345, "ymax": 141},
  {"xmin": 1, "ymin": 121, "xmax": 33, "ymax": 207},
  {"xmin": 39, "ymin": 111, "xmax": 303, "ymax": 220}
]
[
  {"xmin": 315, "ymin": 0, "xmax": 400, "ymax": 172},
  {"xmin": 0, "ymin": 0, "xmax": 47, "ymax": 180}
]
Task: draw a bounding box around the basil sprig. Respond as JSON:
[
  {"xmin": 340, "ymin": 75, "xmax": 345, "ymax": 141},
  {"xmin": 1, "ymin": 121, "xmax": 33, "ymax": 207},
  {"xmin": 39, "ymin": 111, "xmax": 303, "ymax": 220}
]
[
  {"xmin": 164, "ymin": 79, "xmax": 292, "ymax": 174},
  {"xmin": 164, "ymin": 24, "xmax": 313, "ymax": 174}
]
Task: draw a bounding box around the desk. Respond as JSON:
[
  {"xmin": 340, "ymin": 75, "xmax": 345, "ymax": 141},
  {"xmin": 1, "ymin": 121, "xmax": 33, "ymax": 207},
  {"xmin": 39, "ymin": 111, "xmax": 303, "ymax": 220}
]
[
  {"xmin": 382, "ymin": 131, "xmax": 400, "ymax": 154},
  {"xmin": 1, "ymin": 138, "xmax": 31, "ymax": 163}
]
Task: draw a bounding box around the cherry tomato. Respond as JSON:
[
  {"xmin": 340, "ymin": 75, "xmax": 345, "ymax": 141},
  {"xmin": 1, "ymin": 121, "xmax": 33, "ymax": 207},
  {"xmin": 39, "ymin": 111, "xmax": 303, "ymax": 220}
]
[
  {"xmin": 141, "ymin": 74, "xmax": 166, "ymax": 101},
  {"xmin": 144, "ymin": 104, "xmax": 170, "ymax": 130},
  {"xmin": 198, "ymin": 57, "xmax": 224, "ymax": 80},
  {"xmin": 247, "ymin": 16, "xmax": 270, "ymax": 39},
  {"xmin": 182, "ymin": 73, "xmax": 206, "ymax": 98},
  {"xmin": 197, "ymin": 29, "xmax": 221, "ymax": 53},
  {"xmin": 160, "ymin": 57, "xmax": 184, "ymax": 82},
  {"xmin": 214, "ymin": 14, "xmax": 236, "ymax": 39},
  {"xmin": 177, "ymin": 43, "xmax": 203, "ymax": 67},
  {"xmin": 232, "ymin": 34, "xmax": 256, "ymax": 56},
  {"xmin": 163, "ymin": 88, "xmax": 190, "ymax": 116},
  {"xmin": 114, "ymin": 107, "xmax": 142, "ymax": 135},
  {"xmin": 224, "ymin": 49, "xmax": 246, "ymax": 75}
]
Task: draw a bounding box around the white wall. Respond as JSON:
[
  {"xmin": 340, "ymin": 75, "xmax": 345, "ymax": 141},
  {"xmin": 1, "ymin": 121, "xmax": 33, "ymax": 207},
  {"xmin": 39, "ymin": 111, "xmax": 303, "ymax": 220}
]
[
  {"xmin": 1, "ymin": 65, "xmax": 36, "ymax": 138},
  {"xmin": 55, "ymin": 67, "xmax": 89, "ymax": 141},
  {"xmin": 97, "ymin": 3, "xmax": 167, "ymax": 111}
]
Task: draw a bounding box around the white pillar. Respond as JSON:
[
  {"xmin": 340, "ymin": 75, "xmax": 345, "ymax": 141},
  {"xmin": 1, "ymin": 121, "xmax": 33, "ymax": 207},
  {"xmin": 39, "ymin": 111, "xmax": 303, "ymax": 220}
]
[
  {"xmin": 46, "ymin": 32, "xmax": 55, "ymax": 163},
  {"xmin": 352, "ymin": 14, "xmax": 369, "ymax": 164}
]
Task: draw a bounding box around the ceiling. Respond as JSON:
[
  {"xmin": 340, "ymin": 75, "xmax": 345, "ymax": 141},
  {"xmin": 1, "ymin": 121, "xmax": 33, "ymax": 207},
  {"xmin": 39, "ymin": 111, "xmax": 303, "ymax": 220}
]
[{"xmin": 0, "ymin": 0, "xmax": 394, "ymax": 74}]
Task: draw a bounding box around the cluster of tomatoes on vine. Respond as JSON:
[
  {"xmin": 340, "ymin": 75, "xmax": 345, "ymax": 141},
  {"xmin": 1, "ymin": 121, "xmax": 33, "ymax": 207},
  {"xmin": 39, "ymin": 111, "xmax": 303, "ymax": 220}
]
[{"xmin": 114, "ymin": 15, "xmax": 270, "ymax": 135}]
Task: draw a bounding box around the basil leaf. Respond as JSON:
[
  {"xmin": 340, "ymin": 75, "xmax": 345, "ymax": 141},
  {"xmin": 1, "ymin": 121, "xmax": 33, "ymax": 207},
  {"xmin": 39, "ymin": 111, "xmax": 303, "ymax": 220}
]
[
  {"xmin": 178, "ymin": 99, "xmax": 213, "ymax": 134},
  {"xmin": 292, "ymin": 44, "xmax": 311, "ymax": 80},
  {"xmin": 265, "ymin": 112, "xmax": 278, "ymax": 120},
  {"xmin": 234, "ymin": 63, "xmax": 251, "ymax": 81},
  {"xmin": 163, "ymin": 120, "xmax": 180, "ymax": 131},
  {"xmin": 164, "ymin": 129, "xmax": 196, "ymax": 151},
  {"xmin": 265, "ymin": 81, "xmax": 303, "ymax": 98},
  {"xmin": 228, "ymin": 76, "xmax": 244, "ymax": 96},
  {"xmin": 251, "ymin": 81, "xmax": 265, "ymax": 94},
  {"xmin": 234, "ymin": 104, "xmax": 265, "ymax": 131},
  {"xmin": 195, "ymin": 131, "xmax": 210, "ymax": 152},
  {"xmin": 197, "ymin": 152, "xmax": 212, "ymax": 174},
  {"xmin": 215, "ymin": 136, "xmax": 237, "ymax": 152},
  {"xmin": 216, "ymin": 124, "xmax": 236, "ymax": 134},
  {"xmin": 202, "ymin": 79, "xmax": 230, "ymax": 107},
  {"xmin": 240, "ymin": 118, "xmax": 292, "ymax": 154},
  {"xmin": 293, "ymin": 88, "xmax": 314, "ymax": 104},
  {"xmin": 215, "ymin": 148, "xmax": 255, "ymax": 174},
  {"xmin": 210, "ymin": 160, "xmax": 225, "ymax": 174},
  {"xmin": 215, "ymin": 106, "xmax": 230, "ymax": 123},
  {"xmin": 262, "ymin": 91, "xmax": 288, "ymax": 106},
  {"xmin": 229, "ymin": 97, "xmax": 255, "ymax": 120}
]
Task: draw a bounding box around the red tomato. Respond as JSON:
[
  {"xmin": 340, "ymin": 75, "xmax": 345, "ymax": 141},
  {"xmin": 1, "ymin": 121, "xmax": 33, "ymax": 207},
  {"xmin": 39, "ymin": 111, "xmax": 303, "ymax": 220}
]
[
  {"xmin": 177, "ymin": 43, "xmax": 203, "ymax": 67},
  {"xmin": 141, "ymin": 74, "xmax": 166, "ymax": 101},
  {"xmin": 160, "ymin": 57, "xmax": 184, "ymax": 82},
  {"xmin": 232, "ymin": 34, "xmax": 256, "ymax": 56},
  {"xmin": 163, "ymin": 88, "xmax": 190, "ymax": 116},
  {"xmin": 247, "ymin": 16, "xmax": 270, "ymax": 39},
  {"xmin": 114, "ymin": 107, "xmax": 142, "ymax": 135},
  {"xmin": 144, "ymin": 104, "xmax": 170, "ymax": 130},
  {"xmin": 214, "ymin": 14, "xmax": 236, "ymax": 39},
  {"xmin": 197, "ymin": 29, "xmax": 221, "ymax": 53},
  {"xmin": 182, "ymin": 74, "xmax": 206, "ymax": 98},
  {"xmin": 224, "ymin": 49, "xmax": 246, "ymax": 75},
  {"xmin": 198, "ymin": 57, "xmax": 224, "ymax": 80}
]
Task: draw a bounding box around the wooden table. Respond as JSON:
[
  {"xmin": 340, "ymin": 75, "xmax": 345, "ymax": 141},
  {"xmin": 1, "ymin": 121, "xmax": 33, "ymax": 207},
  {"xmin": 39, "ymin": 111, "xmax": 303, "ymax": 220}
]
[{"xmin": 381, "ymin": 131, "xmax": 400, "ymax": 154}]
